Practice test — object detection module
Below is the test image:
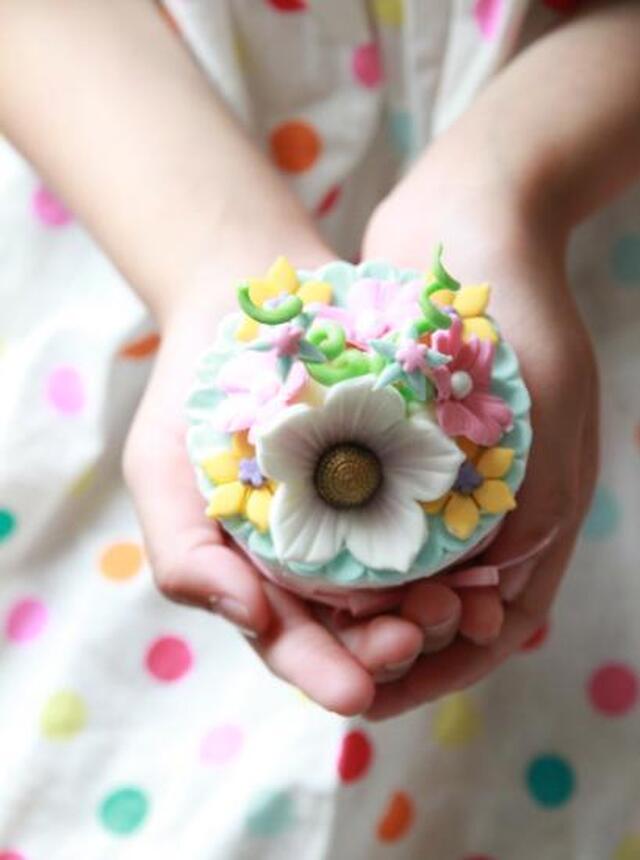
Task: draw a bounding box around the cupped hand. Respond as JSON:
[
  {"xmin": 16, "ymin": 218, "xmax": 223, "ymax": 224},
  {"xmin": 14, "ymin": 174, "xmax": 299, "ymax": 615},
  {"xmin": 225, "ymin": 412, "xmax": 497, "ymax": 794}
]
[
  {"xmin": 360, "ymin": 144, "xmax": 599, "ymax": 718},
  {"xmin": 122, "ymin": 256, "xmax": 467, "ymax": 716}
]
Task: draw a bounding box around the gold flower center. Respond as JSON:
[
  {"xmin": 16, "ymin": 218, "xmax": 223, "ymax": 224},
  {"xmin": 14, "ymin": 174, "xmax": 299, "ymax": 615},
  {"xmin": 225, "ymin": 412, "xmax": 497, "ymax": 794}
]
[{"xmin": 314, "ymin": 443, "xmax": 383, "ymax": 510}]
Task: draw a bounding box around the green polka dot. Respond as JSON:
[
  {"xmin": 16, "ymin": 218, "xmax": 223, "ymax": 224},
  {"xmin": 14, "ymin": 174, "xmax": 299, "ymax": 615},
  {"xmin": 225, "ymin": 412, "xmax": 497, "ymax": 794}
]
[
  {"xmin": 99, "ymin": 787, "xmax": 149, "ymax": 835},
  {"xmin": 526, "ymin": 754, "xmax": 576, "ymax": 808},
  {"xmin": 583, "ymin": 486, "xmax": 621, "ymax": 541},
  {"xmin": 246, "ymin": 789, "xmax": 294, "ymax": 836},
  {"xmin": 0, "ymin": 509, "xmax": 16, "ymax": 542},
  {"xmin": 40, "ymin": 690, "xmax": 87, "ymax": 740},
  {"xmin": 388, "ymin": 110, "xmax": 414, "ymax": 159},
  {"xmin": 610, "ymin": 233, "xmax": 640, "ymax": 286}
]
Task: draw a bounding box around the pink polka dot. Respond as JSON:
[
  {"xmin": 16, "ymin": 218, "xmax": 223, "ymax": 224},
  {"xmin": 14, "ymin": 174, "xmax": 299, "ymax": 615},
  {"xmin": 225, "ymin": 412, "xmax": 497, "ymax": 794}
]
[
  {"xmin": 0, "ymin": 852, "xmax": 26, "ymax": 860},
  {"xmin": 314, "ymin": 185, "xmax": 342, "ymax": 218},
  {"xmin": 32, "ymin": 184, "xmax": 72, "ymax": 227},
  {"xmin": 588, "ymin": 662, "xmax": 639, "ymax": 716},
  {"xmin": 200, "ymin": 723, "xmax": 244, "ymax": 765},
  {"xmin": 520, "ymin": 622, "xmax": 549, "ymax": 652},
  {"xmin": 352, "ymin": 42, "xmax": 383, "ymax": 88},
  {"xmin": 46, "ymin": 366, "xmax": 85, "ymax": 415},
  {"xmin": 4, "ymin": 598, "xmax": 48, "ymax": 643},
  {"xmin": 473, "ymin": 0, "xmax": 503, "ymax": 40},
  {"xmin": 145, "ymin": 635, "xmax": 193, "ymax": 682}
]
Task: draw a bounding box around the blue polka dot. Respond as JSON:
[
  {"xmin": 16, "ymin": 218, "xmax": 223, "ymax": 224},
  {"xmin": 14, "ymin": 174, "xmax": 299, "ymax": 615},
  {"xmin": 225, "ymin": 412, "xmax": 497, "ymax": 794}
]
[
  {"xmin": 583, "ymin": 485, "xmax": 621, "ymax": 541},
  {"xmin": 610, "ymin": 233, "xmax": 640, "ymax": 287},
  {"xmin": 526, "ymin": 754, "xmax": 576, "ymax": 808},
  {"xmin": 245, "ymin": 789, "xmax": 294, "ymax": 836},
  {"xmin": 388, "ymin": 110, "xmax": 414, "ymax": 158}
]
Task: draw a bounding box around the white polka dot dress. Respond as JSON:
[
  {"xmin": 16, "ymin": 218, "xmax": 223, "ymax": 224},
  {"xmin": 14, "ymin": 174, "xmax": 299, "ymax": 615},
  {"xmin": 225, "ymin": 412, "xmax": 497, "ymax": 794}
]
[{"xmin": 1, "ymin": 1, "xmax": 640, "ymax": 858}]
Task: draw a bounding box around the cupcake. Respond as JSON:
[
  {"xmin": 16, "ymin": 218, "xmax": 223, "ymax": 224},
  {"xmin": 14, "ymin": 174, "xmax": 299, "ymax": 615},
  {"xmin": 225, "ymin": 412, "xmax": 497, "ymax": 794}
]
[{"xmin": 186, "ymin": 248, "xmax": 532, "ymax": 606}]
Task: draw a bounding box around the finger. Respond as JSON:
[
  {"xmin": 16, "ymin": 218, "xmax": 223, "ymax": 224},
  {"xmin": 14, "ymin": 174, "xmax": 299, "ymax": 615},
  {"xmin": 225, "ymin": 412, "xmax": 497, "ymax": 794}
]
[
  {"xmin": 365, "ymin": 535, "xmax": 574, "ymax": 720},
  {"xmin": 252, "ymin": 582, "xmax": 375, "ymax": 716},
  {"xmin": 458, "ymin": 587, "xmax": 505, "ymax": 645},
  {"xmin": 125, "ymin": 419, "xmax": 272, "ymax": 635},
  {"xmin": 399, "ymin": 581, "xmax": 461, "ymax": 654},
  {"xmin": 316, "ymin": 608, "xmax": 424, "ymax": 681}
]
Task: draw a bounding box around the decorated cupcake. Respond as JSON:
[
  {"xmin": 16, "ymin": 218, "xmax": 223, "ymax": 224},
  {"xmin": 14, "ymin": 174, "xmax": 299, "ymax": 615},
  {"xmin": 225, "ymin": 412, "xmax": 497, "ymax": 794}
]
[{"xmin": 186, "ymin": 248, "xmax": 532, "ymax": 606}]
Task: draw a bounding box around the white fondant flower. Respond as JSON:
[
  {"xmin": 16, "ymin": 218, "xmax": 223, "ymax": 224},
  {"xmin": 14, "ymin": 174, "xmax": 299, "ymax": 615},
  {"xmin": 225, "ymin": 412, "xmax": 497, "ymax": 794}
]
[{"xmin": 255, "ymin": 375, "xmax": 465, "ymax": 572}]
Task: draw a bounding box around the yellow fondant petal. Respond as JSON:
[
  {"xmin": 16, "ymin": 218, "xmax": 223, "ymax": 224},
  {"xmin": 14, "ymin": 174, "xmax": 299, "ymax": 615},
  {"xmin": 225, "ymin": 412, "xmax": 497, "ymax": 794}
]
[
  {"xmin": 473, "ymin": 479, "xmax": 516, "ymax": 515},
  {"xmin": 235, "ymin": 315, "xmax": 260, "ymax": 342},
  {"xmin": 462, "ymin": 316, "xmax": 498, "ymax": 344},
  {"xmin": 476, "ymin": 447, "xmax": 515, "ymax": 479},
  {"xmin": 206, "ymin": 482, "xmax": 247, "ymax": 519},
  {"xmin": 247, "ymin": 277, "xmax": 281, "ymax": 305},
  {"xmin": 421, "ymin": 494, "xmax": 449, "ymax": 515},
  {"xmin": 245, "ymin": 487, "xmax": 272, "ymax": 532},
  {"xmin": 296, "ymin": 280, "xmax": 333, "ymax": 306},
  {"xmin": 443, "ymin": 493, "xmax": 480, "ymax": 541},
  {"xmin": 430, "ymin": 288, "xmax": 456, "ymax": 308},
  {"xmin": 231, "ymin": 431, "xmax": 254, "ymax": 460},
  {"xmin": 202, "ymin": 452, "xmax": 240, "ymax": 485},
  {"xmin": 267, "ymin": 256, "xmax": 299, "ymax": 295},
  {"xmin": 454, "ymin": 283, "xmax": 490, "ymax": 318}
]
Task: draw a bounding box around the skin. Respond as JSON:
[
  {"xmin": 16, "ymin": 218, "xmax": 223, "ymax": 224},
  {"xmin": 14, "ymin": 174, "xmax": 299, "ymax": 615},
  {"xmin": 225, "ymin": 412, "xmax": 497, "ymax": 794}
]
[{"xmin": 0, "ymin": 0, "xmax": 638, "ymax": 718}]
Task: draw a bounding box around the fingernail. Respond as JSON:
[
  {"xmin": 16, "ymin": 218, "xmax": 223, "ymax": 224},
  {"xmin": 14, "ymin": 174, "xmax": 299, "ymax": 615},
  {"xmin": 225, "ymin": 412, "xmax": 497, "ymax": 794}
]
[
  {"xmin": 499, "ymin": 559, "xmax": 537, "ymax": 602},
  {"xmin": 495, "ymin": 527, "xmax": 560, "ymax": 572},
  {"xmin": 440, "ymin": 565, "xmax": 499, "ymax": 588},
  {"xmin": 210, "ymin": 596, "xmax": 258, "ymax": 638},
  {"xmin": 384, "ymin": 656, "xmax": 417, "ymax": 673},
  {"xmin": 423, "ymin": 615, "xmax": 458, "ymax": 638}
]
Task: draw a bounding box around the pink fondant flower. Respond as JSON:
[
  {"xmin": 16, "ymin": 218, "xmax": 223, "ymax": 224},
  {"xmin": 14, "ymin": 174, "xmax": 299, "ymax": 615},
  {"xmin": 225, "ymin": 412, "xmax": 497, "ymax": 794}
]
[
  {"xmin": 395, "ymin": 339, "xmax": 429, "ymax": 373},
  {"xmin": 269, "ymin": 323, "xmax": 305, "ymax": 357},
  {"xmin": 313, "ymin": 278, "xmax": 422, "ymax": 348},
  {"xmin": 212, "ymin": 350, "xmax": 308, "ymax": 443},
  {"xmin": 430, "ymin": 316, "xmax": 513, "ymax": 446}
]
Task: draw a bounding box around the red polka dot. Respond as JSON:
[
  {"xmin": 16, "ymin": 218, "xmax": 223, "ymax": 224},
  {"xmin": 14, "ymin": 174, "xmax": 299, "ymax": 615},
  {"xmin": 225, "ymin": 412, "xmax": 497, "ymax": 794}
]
[
  {"xmin": 4, "ymin": 598, "xmax": 48, "ymax": 643},
  {"xmin": 352, "ymin": 42, "xmax": 383, "ymax": 88},
  {"xmin": 588, "ymin": 662, "xmax": 639, "ymax": 716},
  {"xmin": 32, "ymin": 184, "xmax": 72, "ymax": 227},
  {"xmin": 267, "ymin": 0, "xmax": 306, "ymax": 10},
  {"xmin": 520, "ymin": 622, "xmax": 549, "ymax": 652},
  {"xmin": 145, "ymin": 635, "xmax": 193, "ymax": 682},
  {"xmin": 270, "ymin": 121, "xmax": 321, "ymax": 173},
  {"xmin": 314, "ymin": 185, "xmax": 342, "ymax": 218},
  {"xmin": 337, "ymin": 729, "xmax": 373, "ymax": 783},
  {"xmin": 541, "ymin": 0, "xmax": 580, "ymax": 12}
]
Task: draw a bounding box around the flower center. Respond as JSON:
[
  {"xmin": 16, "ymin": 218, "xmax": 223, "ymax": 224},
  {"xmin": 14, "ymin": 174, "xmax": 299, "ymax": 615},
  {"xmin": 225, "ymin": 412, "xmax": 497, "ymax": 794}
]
[
  {"xmin": 450, "ymin": 370, "xmax": 473, "ymax": 400},
  {"xmin": 453, "ymin": 460, "xmax": 483, "ymax": 495},
  {"xmin": 239, "ymin": 457, "xmax": 266, "ymax": 488},
  {"xmin": 314, "ymin": 443, "xmax": 382, "ymax": 510}
]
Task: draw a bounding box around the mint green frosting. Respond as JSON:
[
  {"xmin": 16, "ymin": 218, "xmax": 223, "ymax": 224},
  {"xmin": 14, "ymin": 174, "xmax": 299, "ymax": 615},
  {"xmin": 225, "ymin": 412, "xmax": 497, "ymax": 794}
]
[{"xmin": 186, "ymin": 260, "xmax": 532, "ymax": 590}]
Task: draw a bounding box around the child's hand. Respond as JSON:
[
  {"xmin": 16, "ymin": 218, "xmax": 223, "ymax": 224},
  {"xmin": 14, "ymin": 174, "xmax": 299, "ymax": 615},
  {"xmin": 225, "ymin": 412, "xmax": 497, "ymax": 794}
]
[
  {"xmin": 123, "ymin": 280, "xmax": 466, "ymax": 716},
  {"xmin": 360, "ymin": 141, "xmax": 599, "ymax": 718}
]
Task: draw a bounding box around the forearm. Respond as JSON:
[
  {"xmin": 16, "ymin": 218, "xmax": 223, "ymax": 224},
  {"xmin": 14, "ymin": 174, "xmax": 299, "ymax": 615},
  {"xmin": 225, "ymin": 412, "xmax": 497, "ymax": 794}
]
[
  {"xmin": 392, "ymin": 0, "xmax": 640, "ymax": 252},
  {"xmin": 0, "ymin": 0, "xmax": 328, "ymax": 325}
]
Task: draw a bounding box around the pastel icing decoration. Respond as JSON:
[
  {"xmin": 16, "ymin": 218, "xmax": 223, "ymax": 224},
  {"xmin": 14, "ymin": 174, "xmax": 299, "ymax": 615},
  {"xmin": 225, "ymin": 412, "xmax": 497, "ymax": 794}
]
[{"xmin": 186, "ymin": 248, "xmax": 532, "ymax": 606}]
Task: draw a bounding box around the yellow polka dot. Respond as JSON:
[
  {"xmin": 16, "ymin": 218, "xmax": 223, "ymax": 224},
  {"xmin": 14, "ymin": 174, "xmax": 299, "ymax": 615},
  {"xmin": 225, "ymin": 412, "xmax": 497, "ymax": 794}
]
[
  {"xmin": 41, "ymin": 690, "xmax": 87, "ymax": 740},
  {"xmin": 614, "ymin": 835, "xmax": 640, "ymax": 860},
  {"xmin": 373, "ymin": 0, "xmax": 404, "ymax": 26},
  {"xmin": 432, "ymin": 693, "xmax": 482, "ymax": 746},
  {"xmin": 70, "ymin": 466, "xmax": 95, "ymax": 496},
  {"xmin": 99, "ymin": 541, "xmax": 144, "ymax": 581}
]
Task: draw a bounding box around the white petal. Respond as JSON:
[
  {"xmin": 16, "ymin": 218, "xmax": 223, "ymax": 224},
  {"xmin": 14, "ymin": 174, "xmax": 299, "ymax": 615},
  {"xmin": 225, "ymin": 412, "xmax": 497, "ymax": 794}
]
[
  {"xmin": 320, "ymin": 375, "xmax": 406, "ymax": 447},
  {"xmin": 344, "ymin": 490, "xmax": 427, "ymax": 572},
  {"xmin": 377, "ymin": 416, "xmax": 465, "ymax": 500},
  {"xmin": 270, "ymin": 482, "xmax": 346, "ymax": 564},
  {"xmin": 255, "ymin": 404, "xmax": 323, "ymax": 481}
]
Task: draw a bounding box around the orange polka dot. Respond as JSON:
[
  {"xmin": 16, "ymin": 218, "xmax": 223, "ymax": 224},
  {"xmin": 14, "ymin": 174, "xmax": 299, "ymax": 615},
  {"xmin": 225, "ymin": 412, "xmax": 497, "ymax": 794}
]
[
  {"xmin": 119, "ymin": 332, "xmax": 161, "ymax": 360},
  {"xmin": 376, "ymin": 791, "xmax": 414, "ymax": 842},
  {"xmin": 99, "ymin": 542, "xmax": 143, "ymax": 581},
  {"xmin": 270, "ymin": 121, "xmax": 321, "ymax": 173}
]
